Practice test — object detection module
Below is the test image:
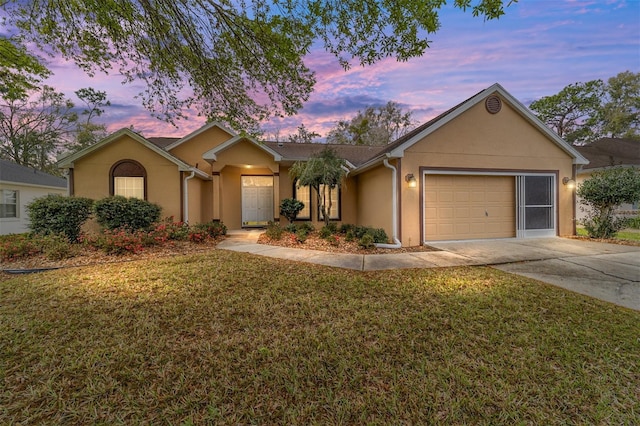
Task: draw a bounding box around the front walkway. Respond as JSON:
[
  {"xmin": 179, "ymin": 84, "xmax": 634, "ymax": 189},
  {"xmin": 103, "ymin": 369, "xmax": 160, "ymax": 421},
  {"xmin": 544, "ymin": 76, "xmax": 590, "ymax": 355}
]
[{"xmin": 220, "ymin": 231, "xmax": 640, "ymax": 311}]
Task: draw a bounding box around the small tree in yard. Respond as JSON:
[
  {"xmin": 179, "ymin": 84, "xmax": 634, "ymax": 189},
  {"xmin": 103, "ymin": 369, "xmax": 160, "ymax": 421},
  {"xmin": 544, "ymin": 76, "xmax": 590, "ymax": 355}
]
[
  {"xmin": 577, "ymin": 167, "xmax": 640, "ymax": 238},
  {"xmin": 289, "ymin": 148, "xmax": 346, "ymax": 227},
  {"xmin": 280, "ymin": 198, "xmax": 304, "ymax": 224}
]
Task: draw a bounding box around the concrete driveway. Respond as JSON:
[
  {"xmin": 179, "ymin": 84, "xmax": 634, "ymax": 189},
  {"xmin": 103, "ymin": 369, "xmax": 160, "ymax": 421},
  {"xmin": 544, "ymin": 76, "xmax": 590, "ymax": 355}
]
[{"xmin": 429, "ymin": 238, "xmax": 640, "ymax": 311}]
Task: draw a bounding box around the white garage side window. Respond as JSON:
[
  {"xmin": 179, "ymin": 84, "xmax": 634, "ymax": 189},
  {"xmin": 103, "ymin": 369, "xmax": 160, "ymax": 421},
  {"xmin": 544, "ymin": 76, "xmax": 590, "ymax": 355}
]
[
  {"xmin": 0, "ymin": 189, "xmax": 18, "ymax": 218},
  {"xmin": 114, "ymin": 177, "xmax": 144, "ymax": 199}
]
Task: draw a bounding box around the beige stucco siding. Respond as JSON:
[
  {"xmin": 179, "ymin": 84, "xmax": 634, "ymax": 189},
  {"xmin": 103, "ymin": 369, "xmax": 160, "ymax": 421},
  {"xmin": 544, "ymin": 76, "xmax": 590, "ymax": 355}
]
[
  {"xmin": 399, "ymin": 97, "xmax": 575, "ymax": 245},
  {"xmin": 212, "ymin": 140, "xmax": 279, "ymax": 173},
  {"xmin": 356, "ymin": 164, "xmax": 393, "ymax": 239},
  {"xmin": 71, "ymin": 135, "xmax": 183, "ymax": 219},
  {"xmin": 168, "ymin": 126, "xmax": 234, "ymax": 175}
]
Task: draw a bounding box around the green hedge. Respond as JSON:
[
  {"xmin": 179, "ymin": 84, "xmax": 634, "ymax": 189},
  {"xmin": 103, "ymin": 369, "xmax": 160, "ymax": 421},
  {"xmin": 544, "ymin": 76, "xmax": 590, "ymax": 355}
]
[
  {"xmin": 27, "ymin": 195, "xmax": 93, "ymax": 242},
  {"xmin": 94, "ymin": 196, "xmax": 161, "ymax": 231}
]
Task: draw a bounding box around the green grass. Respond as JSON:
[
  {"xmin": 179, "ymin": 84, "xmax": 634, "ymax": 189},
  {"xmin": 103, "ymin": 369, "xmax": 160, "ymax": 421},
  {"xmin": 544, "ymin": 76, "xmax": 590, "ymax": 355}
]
[
  {"xmin": 576, "ymin": 226, "xmax": 640, "ymax": 241},
  {"xmin": 1, "ymin": 250, "xmax": 638, "ymax": 425}
]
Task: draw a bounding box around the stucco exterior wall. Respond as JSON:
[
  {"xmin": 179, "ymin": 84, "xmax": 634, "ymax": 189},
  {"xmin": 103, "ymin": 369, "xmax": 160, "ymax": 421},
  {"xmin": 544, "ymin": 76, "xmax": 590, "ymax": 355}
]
[
  {"xmin": 356, "ymin": 164, "xmax": 394, "ymax": 239},
  {"xmin": 0, "ymin": 183, "xmax": 67, "ymax": 235},
  {"xmin": 398, "ymin": 96, "xmax": 576, "ymax": 245},
  {"xmin": 168, "ymin": 126, "xmax": 234, "ymax": 175},
  {"xmin": 71, "ymin": 135, "xmax": 183, "ymax": 220}
]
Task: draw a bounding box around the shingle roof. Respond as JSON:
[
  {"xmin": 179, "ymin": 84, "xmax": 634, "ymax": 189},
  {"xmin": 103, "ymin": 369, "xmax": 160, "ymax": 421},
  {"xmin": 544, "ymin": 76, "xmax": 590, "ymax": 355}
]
[
  {"xmin": 575, "ymin": 138, "xmax": 640, "ymax": 170},
  {"xmin": 0, "ymin": 159, "xmax": 67, "ymax": 188},
  {"xmin": 148, "ymin": 137, "xmax": 180, "ymax": 149},
  {"xmin": 263, "ymin": 142, "xmax": 385, "ymax": 166}
]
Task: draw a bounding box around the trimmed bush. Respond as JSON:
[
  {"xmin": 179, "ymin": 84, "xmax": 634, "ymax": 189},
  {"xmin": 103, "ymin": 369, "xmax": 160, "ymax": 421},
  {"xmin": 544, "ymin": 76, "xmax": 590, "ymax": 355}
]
[
  {"xmin": 339, "ymin": 224, "xmax": 388, "ymax": 244},
  {"xmin": 319, "ymin": 225, "xmax": 334, "ymax": 239},
  {"xmin": 358, "ymin": 233, "xmax": 375, "ymax": 249},
  {"xmin": 279, "ymin": 198, "xmax": 305, "ymax": 224},
  {"xmin": 27, "ymin": 195, "xmax": 93, "ymax": 242},
  {"xmin": 94, "ymin": 196, "xmax": 161, "ymax": 231}
]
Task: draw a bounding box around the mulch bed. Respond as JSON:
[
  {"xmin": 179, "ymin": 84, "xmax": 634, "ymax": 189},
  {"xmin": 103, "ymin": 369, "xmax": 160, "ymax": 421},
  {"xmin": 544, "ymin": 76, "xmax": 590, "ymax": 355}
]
[
  {"xmin": 1, "ymin": 239, "xmax": 220, "ymax": 279},
  {"xmin": 257, "ymin": 232, "xmax": 438, "ymax": 254}
]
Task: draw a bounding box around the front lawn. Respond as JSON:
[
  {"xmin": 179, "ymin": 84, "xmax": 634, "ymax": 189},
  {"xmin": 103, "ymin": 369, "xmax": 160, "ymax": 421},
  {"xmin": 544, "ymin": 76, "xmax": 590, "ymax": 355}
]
[{"xmin": 1, "ymin": 250, "xmax": 638, "ymax": 424}]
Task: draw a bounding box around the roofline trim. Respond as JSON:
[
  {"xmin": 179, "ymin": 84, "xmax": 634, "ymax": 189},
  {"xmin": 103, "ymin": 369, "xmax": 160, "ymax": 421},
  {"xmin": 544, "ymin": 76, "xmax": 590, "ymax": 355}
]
[
  {"xmin": 56, "ymin": 128, "xmax": 209, "ymax": 179},
  {"xmin": 380, "ymin": 83, "xmax": 589, "ymax": 166},
  {"xmin": 202, "ymin": 135, "xmax": 283, "ymax": 162}
]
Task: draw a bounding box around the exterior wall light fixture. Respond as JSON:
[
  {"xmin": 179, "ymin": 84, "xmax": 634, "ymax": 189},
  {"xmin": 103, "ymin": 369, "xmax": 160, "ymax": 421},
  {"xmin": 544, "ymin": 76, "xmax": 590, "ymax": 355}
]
[
  {"xmin": 562, "ymin": 177, "xmax": 576, "ymax": 189},
  {"xmin": 405, "ymin": 173, "xmax": 417, "ymax": 188}
]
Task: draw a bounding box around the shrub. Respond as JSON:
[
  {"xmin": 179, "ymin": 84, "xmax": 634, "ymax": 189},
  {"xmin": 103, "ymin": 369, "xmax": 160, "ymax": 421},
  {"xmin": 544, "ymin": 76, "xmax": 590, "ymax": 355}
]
[
  {"xmin": 295, "ymin": 228, "xmax": 308, "ymax": 243},
  {"xmin": 369, "ymin": 227, "xmax": 389, "ymax": 244},
  {"xmin": 578, "ymin": 167, "xmax": 640, "ymax": 238},
  {"xmin": 265, "ymin": 221, "xmax": 284, "ymax": 240},
  {"xmin": 27, "ymin": 195, "xmax": 93, "ymax": 242},
  {"xmin": 197, "ymin": 221, "xmax": 227, "ymax": 238},
  {"xmin": 94, "ymin": 228, "xmax": 145, "ymax": 255},
  {"xmin": 285, "ymin": 223, "xmax": 298, "ymax": 233},
  {"xmin": 279, "ymin": 198, "xmax": 305, "ymax": 224},
  {"xmin": 188, "ymin": 230, "xmax": 207, "ymax": 243},
  {"xmin": 358, "ymin": 233, "xmax": 375, "ymax": 249},
  {"xmin": 94, "ymin": 196, "xmax": 161, "ymax": 231},
  {"xmin": 339, "ymin": 223, "xmax": 355, "ymax": 234},
  {"xmin": 0, "ymin": 235, "xmax": 40, "ymax": 261},
  {"xmin": 627, "ymin": 216, "xmax": 640, "ymax": 229},
  {"xmin": 40, "ymin": 233, "xmax": 76, "ymax": 260},
  {"xmin": 298, "ymin": 222, "xmax": 315, "ymax": 233},
  {"xmin": 345, "ymin": 229, "xmax": 355, "ymax": 242},
  {"xmin": 152, "ymin": 217, "xmax": 190, "ymax": 241},
  {"xmin": 319, "ymin": 225, "xmax": 334, "ymax": 239},
  {"xmin": 340, "ymin": 224, "xmax": 388, "ymax": 243}
]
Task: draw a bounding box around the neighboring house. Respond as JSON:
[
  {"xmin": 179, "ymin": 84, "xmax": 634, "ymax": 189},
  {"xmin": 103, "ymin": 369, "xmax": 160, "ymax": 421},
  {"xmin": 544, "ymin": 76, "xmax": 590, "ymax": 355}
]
[
  {"xmin": 57, "ymin": 84, "xmax": 588, "ymax": 246},
  {"xmin": 0, "ymin": 159, "xmax": 68, "ymax": 235},
  {"xmin": 574, "ymin": 138, "xmax": 640, "ymax": 221}
]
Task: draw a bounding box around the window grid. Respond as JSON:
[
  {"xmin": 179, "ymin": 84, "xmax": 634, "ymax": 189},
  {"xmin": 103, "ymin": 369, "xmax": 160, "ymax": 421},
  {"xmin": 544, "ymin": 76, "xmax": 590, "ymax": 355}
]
[
  {"xmin": 0, "ymin": 189, "xmax": 18, "ymax": 218},
  {"xmin": 294, "ymin": 183, "xmax": 311, "ymax": 220},
  {"xmin": 114, "ymin": 177, "xmax": 144, "ymax": 199},
  {"xmin": 318, "ymin": 185, "xmax": 340, "ymax": 220}
]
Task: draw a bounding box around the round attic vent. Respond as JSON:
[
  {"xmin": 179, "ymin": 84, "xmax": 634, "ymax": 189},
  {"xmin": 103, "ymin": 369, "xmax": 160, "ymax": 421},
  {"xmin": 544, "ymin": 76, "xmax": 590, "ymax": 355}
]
[{"xmin": 485, "ymin": 95, "xmax": 502, "ymax": 114}]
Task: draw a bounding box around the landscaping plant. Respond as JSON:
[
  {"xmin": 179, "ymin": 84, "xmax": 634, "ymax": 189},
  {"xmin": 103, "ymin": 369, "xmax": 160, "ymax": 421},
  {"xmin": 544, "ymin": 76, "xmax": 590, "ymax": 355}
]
[
  {"xmin": 577, "ymin": 167, "xmax": 640, "ymax": 238},
  {"xmin": 279, "ymin": 198, "xmax": 305, "ymax": 224},
  {"xmin": 94, "ymin": 196, "xmax": 161, "ymax": 231},
  {"xmin": 27, "ymin": 194, "xmax": 93, "ymax": 242}
]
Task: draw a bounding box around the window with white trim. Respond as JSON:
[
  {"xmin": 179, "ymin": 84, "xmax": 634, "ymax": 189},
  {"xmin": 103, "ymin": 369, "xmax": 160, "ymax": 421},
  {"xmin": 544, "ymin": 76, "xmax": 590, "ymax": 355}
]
[
  {"xmin": 318, "ymin": 185, "xmax": 340, "ymax": 220},
  {"xmin": 0, "ymin": 189, "xmax": 18, "ymax": 218},
  {"xmin": 293, "ymin": 181, "xmax": 311, "ymax": 220}
]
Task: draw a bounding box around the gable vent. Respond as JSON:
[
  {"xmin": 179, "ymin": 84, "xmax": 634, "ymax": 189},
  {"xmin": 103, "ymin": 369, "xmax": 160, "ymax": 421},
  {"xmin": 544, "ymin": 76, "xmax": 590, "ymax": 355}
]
[{"xmin": 485, "ymin": 95, "xmax": 502, "ymax": 114}]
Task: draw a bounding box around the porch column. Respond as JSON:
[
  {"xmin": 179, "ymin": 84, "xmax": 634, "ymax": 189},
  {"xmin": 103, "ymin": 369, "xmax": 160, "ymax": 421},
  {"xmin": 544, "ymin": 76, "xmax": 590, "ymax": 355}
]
[
  {"xmin": 273, "ymin": 172, "xmax": 280, "ymax": 221},
  {"xmin": 212, "ymin": 172, "xmax": 221, "ymax": 221}
]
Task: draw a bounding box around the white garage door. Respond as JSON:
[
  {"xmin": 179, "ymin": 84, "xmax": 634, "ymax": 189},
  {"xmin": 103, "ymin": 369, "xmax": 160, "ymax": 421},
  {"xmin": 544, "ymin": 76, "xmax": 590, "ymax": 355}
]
[{"xmin": 424, "ymin": 174, "xmax": 516, "ymax": 241}]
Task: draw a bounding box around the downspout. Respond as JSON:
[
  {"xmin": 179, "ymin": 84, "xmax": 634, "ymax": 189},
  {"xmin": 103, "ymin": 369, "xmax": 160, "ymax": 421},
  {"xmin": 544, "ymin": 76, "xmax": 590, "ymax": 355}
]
[
  {"xmin": 183, "ymin": 170, "xmax": 196, "ymax": 223},
  {"xmin": 375, "ymin": 158, "xmax": 402, "ymax": 249}
]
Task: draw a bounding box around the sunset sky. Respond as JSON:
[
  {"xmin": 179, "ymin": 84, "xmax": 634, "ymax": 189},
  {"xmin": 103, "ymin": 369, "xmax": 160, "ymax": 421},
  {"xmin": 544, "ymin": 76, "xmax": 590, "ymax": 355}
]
[{"xmin": 41, "ymin": 0, "xmax": 640, "ymax": 140}]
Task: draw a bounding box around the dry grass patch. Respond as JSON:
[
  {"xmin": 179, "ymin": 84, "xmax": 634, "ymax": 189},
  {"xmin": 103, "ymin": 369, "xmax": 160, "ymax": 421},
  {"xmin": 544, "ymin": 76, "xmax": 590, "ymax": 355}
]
[{"xmin": 1, "ymin": 250, "xmax": 638, "ymax": 424}]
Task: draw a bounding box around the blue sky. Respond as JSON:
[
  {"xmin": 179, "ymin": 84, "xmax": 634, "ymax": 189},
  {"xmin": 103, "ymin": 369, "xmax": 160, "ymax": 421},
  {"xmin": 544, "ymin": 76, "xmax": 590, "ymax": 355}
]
[{"xmin": 42, "ymin": 0, "xmax": 640, "ymax": 139}]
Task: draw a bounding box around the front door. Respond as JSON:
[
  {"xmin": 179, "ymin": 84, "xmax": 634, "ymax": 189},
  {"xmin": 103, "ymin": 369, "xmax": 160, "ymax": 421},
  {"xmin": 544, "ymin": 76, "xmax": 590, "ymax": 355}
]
[{"xmin": 241, "ymin": 176, "xmax": 273, "ymax": 227}]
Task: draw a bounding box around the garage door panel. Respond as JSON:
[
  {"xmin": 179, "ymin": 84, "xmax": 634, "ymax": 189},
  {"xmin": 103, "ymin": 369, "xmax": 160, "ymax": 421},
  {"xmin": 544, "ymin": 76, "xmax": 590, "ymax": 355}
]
[{"xmin": 425, "ymin": 175, "xmax": 515, "ymax": 241}]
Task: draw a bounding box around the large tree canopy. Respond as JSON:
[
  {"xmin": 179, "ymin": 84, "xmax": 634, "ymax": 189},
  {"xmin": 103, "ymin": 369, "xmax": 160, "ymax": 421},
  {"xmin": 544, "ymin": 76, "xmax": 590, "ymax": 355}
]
[
  {"xmin": 327, "ymin": 101, "xmax": 414, "ymax": 145},
  {"xmin": 529, "ymin": 71, "xmax": 640, "ymax": 144},
  {"xmin": 2, "ymin": 0, "xmax": 516, "ymax": 130}
]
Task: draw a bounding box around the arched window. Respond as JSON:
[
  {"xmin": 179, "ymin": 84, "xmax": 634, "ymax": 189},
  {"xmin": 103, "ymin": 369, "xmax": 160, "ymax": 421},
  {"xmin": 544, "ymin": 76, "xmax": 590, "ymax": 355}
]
[{"xmin": 110, "ymin": 160, "xmax": 146, "ymax": 199}]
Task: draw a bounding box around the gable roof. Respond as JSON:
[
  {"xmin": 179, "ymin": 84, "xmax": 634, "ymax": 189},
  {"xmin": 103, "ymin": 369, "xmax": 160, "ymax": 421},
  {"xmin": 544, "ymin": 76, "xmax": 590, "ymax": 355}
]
[
  {"xmin": 202, "ymin": 135, "xmax": 283, "ymax": 162},
  {"xmin": 164, "ymin": 122, "xmax": 237, "ymax": 151},
  {"xmin": 0, "ymin": 159, "xmax": 67, "ymax": 188},
  {"xmin": 355, "ymin": 83, "xmax": 589, "ymax": 172},
  {"xmin": 56, "ymin": 128, "xmax": 209, "ymax": 179},
  {"xmin": 574, "ymin": 138, "xmax": 639, "ymax": 171}
]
